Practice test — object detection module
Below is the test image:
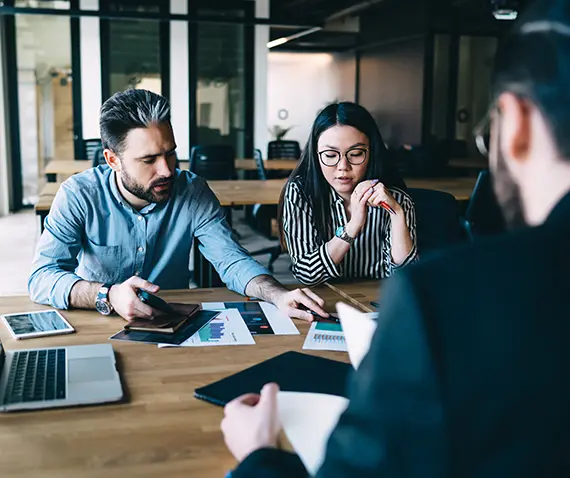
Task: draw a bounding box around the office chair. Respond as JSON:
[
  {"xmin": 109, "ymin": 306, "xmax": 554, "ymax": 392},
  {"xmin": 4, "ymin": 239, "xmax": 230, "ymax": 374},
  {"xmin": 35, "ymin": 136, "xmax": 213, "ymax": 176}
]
[
  {"xmin": 189, "ymin": 145, "xmax": 237, "ymax": 180},
  {"xmin": 91, "ymin": 147, "xmax": 105, "ymax": 168},
  {"xmin": 267, "ymin": 140, "xmax": 301, "ymax": 160},
  {"xmin": 463, "ymin": 169, "xmax": 506, "ymax": 240},
  {"xmin": 84, "ymin": 138, "xmax": 103, "ymax": 166},
  {"xmin": 249, "ymin": 149, "xmax": 284, "ymax": 272},
  {"xmin": 407, "ymin": 188, "xmax": 466, "ymax": 257}
]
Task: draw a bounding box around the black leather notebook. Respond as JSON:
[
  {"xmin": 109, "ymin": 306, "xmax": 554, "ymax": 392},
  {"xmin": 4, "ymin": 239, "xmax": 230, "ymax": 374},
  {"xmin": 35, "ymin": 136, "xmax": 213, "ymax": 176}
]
[{"xmin": 194, "ymin": 351, "xmax": 352, "ymax": 407}]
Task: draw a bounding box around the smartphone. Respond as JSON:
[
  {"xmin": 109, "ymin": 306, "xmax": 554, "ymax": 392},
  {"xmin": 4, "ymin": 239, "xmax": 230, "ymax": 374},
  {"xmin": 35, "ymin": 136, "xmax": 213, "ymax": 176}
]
[{"xmin": 137, "ymin": 290, "xmax": 174, "ymax": 314}]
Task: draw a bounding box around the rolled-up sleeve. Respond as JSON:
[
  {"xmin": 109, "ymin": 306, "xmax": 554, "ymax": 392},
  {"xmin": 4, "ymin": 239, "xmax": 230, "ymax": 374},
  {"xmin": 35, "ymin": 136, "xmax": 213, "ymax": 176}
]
[
  {"xmin": 282, "ymin": 181, "xmax": 342, "ymax": 286},
  {"xmin": 192, "ymin": 179, "xmax": 270, "ymax": 295},
  {"xmin": 28, "ymin": 182, "xmax": 84, "ymax": 309},
  {"xmin": 383, "ymin": 189, "xmax": 419, "ymax": 275}
]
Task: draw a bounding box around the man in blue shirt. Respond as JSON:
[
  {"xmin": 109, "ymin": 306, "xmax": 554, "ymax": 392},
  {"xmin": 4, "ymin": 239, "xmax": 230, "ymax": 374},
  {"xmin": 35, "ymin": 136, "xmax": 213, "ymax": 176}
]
[{"xmin": 28, "ymin": 89, "xmax": 327, "ymax": 322}]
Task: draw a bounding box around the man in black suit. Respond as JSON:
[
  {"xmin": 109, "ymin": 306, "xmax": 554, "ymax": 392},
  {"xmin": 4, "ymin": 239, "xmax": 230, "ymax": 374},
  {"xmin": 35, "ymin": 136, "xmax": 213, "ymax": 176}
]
[{"xmin": 220, "ymin": 1, "xmax": 570, "ymax": 476}]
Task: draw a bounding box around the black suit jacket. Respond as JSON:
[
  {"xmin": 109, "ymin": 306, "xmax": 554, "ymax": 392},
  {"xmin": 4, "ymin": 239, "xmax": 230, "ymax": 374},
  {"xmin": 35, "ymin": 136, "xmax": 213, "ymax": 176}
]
[{"xmin": 232, "ymin": 191, "xmax": 570, "ymax": 478}]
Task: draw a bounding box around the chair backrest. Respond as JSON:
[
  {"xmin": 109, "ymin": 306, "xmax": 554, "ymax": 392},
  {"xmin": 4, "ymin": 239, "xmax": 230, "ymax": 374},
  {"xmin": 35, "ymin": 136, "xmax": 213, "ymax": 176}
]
[
  {"xmin": 91, "ymin": 147, "xmax": 105, "ymax": 168},
  {"xmin": 464, "ymin": 169, "xmax": 506, "ymax": 237},
  {"xmin": 267, "ymin": 140, "xmax": 301, "ymax": 160},
  {"xmin": 189, "ymin": 145, "xmax": 236, "ymax": 180},
  {"xmin": 84, "ymin": 138, "xmax": 103, "ymax": 162},
  {"xmin": 407, "ymin": 188, "xmax": 466, "ymax": 256},
  {"xmin": 254, "ymin": 149, "xmax": 267, "ymax": 180}
]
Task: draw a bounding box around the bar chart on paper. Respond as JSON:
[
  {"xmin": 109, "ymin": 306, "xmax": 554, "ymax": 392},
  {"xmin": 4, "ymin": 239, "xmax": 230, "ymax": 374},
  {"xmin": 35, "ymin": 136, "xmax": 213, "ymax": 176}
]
[
  {"xmin": 159, "ymin": 309, "xmax": 255, "ymax": 347},
  {"xmin": 302, "ymin": 321, "xmax": 347, "ymax": 352}
]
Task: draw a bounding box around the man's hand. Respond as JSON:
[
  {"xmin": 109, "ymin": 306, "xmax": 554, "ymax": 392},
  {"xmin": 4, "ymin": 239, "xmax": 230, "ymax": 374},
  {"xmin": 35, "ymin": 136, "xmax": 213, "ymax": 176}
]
[
  {"xmin": 245, "ymin": 275, "xmax": 329, "ymax": 322},
  {"xmin": 221, "ymin": 383, "xmax": 281, "ymax": 463},
  {"xmin": 274, "ymin": 287, "xmax": 328, "ymax": 322},
  {"xmin": 108, "ymin": 276, "xmax": 161, "ymax": 321}
]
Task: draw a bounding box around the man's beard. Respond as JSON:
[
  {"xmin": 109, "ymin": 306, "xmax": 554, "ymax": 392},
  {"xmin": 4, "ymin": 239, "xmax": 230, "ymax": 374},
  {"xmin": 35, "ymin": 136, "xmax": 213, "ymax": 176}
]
[
  {"xmin": 492, "ymin": 152, "xmax": 526, "ymax": 230},
  {"xmin": 121, "ymin": 168, "xmax": 173, "ymax": 204}
]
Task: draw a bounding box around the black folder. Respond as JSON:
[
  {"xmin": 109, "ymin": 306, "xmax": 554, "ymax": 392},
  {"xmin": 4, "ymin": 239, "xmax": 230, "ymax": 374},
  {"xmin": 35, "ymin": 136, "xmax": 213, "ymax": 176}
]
[{"xmin": 194, "ymin": 351, "xmax": 352, "ymax": 407}]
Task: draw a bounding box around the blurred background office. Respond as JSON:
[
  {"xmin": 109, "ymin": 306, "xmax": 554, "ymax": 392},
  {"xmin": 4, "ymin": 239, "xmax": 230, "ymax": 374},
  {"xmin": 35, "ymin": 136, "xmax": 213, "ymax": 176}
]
[{"xmin": 0, "ymin": 0, "xmax": 523, "ymax": 293}]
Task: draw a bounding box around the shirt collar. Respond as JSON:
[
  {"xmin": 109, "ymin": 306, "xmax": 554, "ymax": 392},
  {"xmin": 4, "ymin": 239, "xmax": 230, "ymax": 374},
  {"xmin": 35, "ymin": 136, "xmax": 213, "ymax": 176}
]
[
  {"xmin": 108, "ymin": 169, "xmax": 158, "ymax": 214},
  {"xmin": 544, "ymin": 189, "xmax": 570, "ymax": 229}
]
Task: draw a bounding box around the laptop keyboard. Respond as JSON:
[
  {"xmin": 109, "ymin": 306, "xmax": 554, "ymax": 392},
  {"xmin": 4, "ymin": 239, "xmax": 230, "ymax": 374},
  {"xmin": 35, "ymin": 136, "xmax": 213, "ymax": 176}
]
[{"xmin": 3, "ymin": 349, "xmax": 67, "ymax": 405}]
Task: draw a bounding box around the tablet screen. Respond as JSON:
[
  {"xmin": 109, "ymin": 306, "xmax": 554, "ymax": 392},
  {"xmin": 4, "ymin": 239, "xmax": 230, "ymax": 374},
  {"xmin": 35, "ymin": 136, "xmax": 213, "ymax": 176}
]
[{"xmin": 2, "ymin": 310, "xmax": 73, "ymax": 337}]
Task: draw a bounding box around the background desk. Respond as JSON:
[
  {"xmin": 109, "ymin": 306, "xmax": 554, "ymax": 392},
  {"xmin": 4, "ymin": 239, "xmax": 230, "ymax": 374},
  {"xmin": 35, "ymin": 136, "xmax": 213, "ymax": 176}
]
[{"xmin": 0, "ymin": 285, "xmax": 359, "ymax": 478}]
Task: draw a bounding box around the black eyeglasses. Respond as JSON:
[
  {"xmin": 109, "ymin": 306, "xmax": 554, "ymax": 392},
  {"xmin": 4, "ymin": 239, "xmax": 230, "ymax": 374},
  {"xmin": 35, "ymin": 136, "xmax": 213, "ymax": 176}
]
[{"xmin": 318, "ymin": 148, "xmax": 369, "ymax": 167}]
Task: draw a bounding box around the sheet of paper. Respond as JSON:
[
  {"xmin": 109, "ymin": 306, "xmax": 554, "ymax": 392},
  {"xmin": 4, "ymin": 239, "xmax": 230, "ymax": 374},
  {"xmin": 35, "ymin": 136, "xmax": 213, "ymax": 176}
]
[
  {"xmin": 159, "ymin": 309, "xmax": 255, "ymax": 347},
  {"xmin": 278, "ymin": 391, "xmax": 349, "ymax": 476},
  {"xmin": 202, "ymin": 301, "xmax": 299, "ymax": 335},
  {"xmin": 337, "ymin": 303, "xmax": 378, "ymax": 370},
  {"xmin": 302, "ymin": 320, "xmax": 347, "ymax": 352}
]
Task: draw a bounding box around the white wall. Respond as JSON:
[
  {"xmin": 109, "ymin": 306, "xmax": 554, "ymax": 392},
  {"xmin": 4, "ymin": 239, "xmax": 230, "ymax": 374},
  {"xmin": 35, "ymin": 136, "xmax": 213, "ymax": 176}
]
[
  {"xmin": 0, "ymin": 18, "xmax": 11, "ymax": 216},
  {"xmin": 170, "ymin": 0, "xmax": 190, "ymax": 159},
  {"xmin": 267, "ymin": 52, "xmax": 356, "ymax": 148},
  {"xmin": 254, "ymin": 0, "xmax": 269, "ymax": 152},
  {"xmin": 80, "ymin": 0, "xmax": 102, "ymax": 140}
]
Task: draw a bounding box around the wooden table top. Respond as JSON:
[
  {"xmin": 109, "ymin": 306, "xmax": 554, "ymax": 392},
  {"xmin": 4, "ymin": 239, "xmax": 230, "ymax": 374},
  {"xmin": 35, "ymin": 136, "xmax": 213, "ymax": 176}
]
[
  {"xmin": 0, "ymin": 284, "xmax": 366, "ymax": 478},
  {"xmin": 448, "ymin": 158, "xmax": 488, "ymax": 170},
  {"xmin": 44, "ymin": 159, "xmax": 299, "ymax": 176},
  {"xmin": 35, "ymin": 176, "xmax": 476, "ymax": 215},
  {"xmin": 406, "ymin": 177, "xmax": 476, "ymax": 201}
]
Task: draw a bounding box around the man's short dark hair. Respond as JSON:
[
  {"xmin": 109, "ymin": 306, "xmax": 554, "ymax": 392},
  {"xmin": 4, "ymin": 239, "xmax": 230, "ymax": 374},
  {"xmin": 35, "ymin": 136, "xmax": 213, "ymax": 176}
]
[
  {"xmin": 99, "ymin": 89, "xmax": 171, "ymax": 154},
  {"xmin": 492, "ymin": 0, "xmax": 570, "ymax": 157}
]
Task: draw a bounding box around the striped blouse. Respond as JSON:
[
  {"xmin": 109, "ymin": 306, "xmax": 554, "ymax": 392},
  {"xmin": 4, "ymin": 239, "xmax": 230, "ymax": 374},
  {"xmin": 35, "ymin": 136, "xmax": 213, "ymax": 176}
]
[{"xmin": 282, "ymin": 180, "xmax": 418, "ymax": 286}]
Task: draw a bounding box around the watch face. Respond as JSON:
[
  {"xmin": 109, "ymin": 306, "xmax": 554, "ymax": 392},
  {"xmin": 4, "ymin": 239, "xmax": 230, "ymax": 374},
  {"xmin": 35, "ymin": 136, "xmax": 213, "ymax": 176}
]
[
  {"xmin": 335, "ymin": 226, "xmax": 344, "ymax": 237},
  {"xmin": 96, "ymin": 300, "xmax": 111, "ymax": 315}
]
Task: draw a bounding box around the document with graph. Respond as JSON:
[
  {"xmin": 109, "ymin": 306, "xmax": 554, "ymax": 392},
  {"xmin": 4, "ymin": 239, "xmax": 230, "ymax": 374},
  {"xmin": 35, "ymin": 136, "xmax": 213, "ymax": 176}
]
[
  {"xmin": 159, "ymin": 309, "xmax": 255, "ymax": 347},
  {"xmin": 302, "ymin": 320, "xmax": 347, "ymax": 352}
]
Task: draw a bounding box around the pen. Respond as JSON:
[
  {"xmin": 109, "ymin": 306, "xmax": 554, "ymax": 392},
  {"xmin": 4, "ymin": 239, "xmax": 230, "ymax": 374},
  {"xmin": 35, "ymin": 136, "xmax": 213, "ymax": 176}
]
[
  {"xmin": 298, "ymin": 305, "xmax": 338, "ymax": 323},
  {"xmin": 370, "ymin": 301, "xmax": 380, "ymax": 308},
  {"xmin": 380, "ymin": 202, "xmax": 396, "ymax": 215}
]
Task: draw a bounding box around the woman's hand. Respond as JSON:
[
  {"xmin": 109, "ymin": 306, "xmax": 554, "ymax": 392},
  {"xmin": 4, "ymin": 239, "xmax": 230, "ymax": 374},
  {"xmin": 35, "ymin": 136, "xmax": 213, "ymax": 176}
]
[
  {"xmin": 368, "ymin": 182, "xmax": 403, "ymax": 216},
  {"xmin": 345, "ymin": 179, "xmax": 378, "ymax": 238}
]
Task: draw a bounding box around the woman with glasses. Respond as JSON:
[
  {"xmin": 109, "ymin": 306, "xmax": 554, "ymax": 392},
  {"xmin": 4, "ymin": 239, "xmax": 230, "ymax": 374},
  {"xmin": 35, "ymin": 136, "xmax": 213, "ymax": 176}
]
[{"xmin": 278, "ymin": 102, "xmax": 417, "ymax": 286}]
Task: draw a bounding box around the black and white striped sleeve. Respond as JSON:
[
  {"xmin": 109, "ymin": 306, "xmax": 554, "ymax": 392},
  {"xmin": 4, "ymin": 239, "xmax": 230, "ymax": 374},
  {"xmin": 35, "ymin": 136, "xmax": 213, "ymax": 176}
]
[
  {"xmin": 383, "ymin": 188, "xmax": 419, "ymax": 275},
  {"xmin": 282, "ymin": 181, "xmax": 342, "ymax": 286}
]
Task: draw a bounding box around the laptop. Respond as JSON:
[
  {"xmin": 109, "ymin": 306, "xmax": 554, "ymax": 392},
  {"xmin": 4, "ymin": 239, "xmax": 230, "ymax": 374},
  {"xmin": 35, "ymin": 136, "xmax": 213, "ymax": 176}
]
[{"xmin": 0, "ymin": 338, "xmax": 123, "ymax": 412}]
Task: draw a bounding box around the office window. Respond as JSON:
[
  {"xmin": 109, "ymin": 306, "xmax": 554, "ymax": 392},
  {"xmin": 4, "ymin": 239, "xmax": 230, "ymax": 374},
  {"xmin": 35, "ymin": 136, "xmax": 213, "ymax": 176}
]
[
  {"xmin": 102, "ymin": 0, "xmax": 165, "ymax": 98},
  {"xmin": 196, "ymin": 9, "xmax": 247, "ymax": 156}
]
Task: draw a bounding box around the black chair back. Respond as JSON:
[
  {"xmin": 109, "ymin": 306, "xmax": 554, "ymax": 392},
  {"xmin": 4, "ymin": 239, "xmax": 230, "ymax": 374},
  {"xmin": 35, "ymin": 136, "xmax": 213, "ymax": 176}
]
[
  {"xmin": 189, "ymin": 145, "xmax": 236, "ymax": 180},
  {"xmin": 267, "ymin": 140, "xmax": 301, "ymax": 160},
  {"xmin": 254, "ymin": 149, "xmax": 267, "ymax": 180},
  {"xmin": 464, "ymin": 169, "xmax": 506, "ymax": 238},
  {"xmin": 91, "ymin": 147, "xmax": 105, "ymax": 168},
  {"xmin": 407, "ymin": 188, "xmax": 466, "ymax": 256}
]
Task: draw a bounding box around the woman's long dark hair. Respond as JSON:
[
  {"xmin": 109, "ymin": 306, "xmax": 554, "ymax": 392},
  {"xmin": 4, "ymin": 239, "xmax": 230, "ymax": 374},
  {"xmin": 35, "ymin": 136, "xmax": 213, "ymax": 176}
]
[{"xmin": 278, "ymin": 102, "xmax": 402, "ymax": 244}]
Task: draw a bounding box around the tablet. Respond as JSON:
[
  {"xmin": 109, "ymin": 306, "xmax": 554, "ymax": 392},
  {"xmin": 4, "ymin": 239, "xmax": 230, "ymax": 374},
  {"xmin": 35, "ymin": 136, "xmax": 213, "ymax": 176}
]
[{"xmin": 1, "ymin": 310, "xmax": 75, "ymax": 340}]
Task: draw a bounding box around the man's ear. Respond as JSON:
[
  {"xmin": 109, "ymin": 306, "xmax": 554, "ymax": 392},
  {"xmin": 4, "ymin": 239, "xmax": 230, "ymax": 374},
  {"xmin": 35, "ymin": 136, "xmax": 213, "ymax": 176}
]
[
  {"xmin": 497, "ymin": 92, "xmax": 531, "ymax": 165},
  {"xmin": 104, "ymin": 149, "xmax": 121, "ymax": 172}
]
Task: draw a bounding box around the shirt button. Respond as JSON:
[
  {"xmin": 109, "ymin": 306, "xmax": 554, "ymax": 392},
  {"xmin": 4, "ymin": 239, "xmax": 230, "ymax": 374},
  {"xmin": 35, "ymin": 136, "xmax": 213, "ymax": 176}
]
[
  {"xmin": 135, "ymin": 271, "xmax": 141, "ymax": 276},
  {"xmin": 138, "ymin": 247, "xmax": 144, "ymax": 253},
  {"xmin": 138, "ymin": 216, "xmax": 143, "ymax": 221}
]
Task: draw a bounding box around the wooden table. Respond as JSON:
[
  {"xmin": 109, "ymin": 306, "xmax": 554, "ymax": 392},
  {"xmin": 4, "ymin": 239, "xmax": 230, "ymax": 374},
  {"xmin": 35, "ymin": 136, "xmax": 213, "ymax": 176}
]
[
  {"xmin": 406, "ymin": 177, "xmax": 476, "ymax": 201},
  {"xmin": 448, "ymin": 158, "xmax": 488, "ymax": 175},
  {"xmin": 0, "ymin": 285, "xmax": 360, "ymax": 478},
  {"xmin": 44, "ymin": 159, "xmax": 299, "ymax": 183}
]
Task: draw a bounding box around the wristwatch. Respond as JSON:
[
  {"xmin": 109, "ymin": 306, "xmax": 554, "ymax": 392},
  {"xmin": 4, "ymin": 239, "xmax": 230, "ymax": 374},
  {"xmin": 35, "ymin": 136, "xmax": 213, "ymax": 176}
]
[
  {"xmin": 95, "ymin": 283, "xmax": 114, "ymax": 316},
  {"xmin": 335, "ymin": 226, "xmax": 355, "ymax": 246}
]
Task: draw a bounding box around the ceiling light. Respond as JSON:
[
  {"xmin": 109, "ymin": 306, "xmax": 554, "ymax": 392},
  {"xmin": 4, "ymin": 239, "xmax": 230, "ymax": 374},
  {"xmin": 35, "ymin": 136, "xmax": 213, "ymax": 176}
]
[{"xmin": 267, "ymin": 37, "xmax": 289, "ymax": 49}]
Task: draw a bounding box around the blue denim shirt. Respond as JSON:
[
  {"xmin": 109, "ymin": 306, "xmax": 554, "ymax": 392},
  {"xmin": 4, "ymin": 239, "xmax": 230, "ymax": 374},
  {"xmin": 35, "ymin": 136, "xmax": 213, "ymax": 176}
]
[{"xmin": 28, "ymin": 165, "xmax": 270, "ymax": 309}]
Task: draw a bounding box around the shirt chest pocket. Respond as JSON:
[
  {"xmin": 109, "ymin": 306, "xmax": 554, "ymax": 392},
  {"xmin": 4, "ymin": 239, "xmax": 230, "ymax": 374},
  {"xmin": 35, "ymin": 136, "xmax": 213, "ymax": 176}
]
[{"xmin": 81, "ymin": 241, "xmax": 123, "ymax": 284}]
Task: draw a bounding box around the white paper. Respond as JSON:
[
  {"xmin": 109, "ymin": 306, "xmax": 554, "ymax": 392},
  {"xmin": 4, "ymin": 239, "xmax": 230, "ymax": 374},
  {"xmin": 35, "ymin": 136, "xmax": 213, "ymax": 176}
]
[
  {"xmin": 159, "ymin": 309, "xmax": 255, "ymax": 347},
  {"xmin": 202, "ymin": 301, "xmax": 299, "ymax": 335},
  {"xmin": 302, "ymin": 320, "xmax": 347, "ymax": 352},
  {"xmin": 278, "ymin": 391, "xmax": 349, "ymax": 476},
  {"xmin": 336, "ymin": 303, "xmax": 378, "ymax": 370}
]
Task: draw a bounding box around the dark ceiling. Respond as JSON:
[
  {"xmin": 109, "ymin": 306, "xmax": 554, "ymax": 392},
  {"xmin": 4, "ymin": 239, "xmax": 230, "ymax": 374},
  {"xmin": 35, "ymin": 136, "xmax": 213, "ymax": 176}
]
[{"xmin": 268, "ymin": 0, "xmax": 529, "ymax": 52}]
